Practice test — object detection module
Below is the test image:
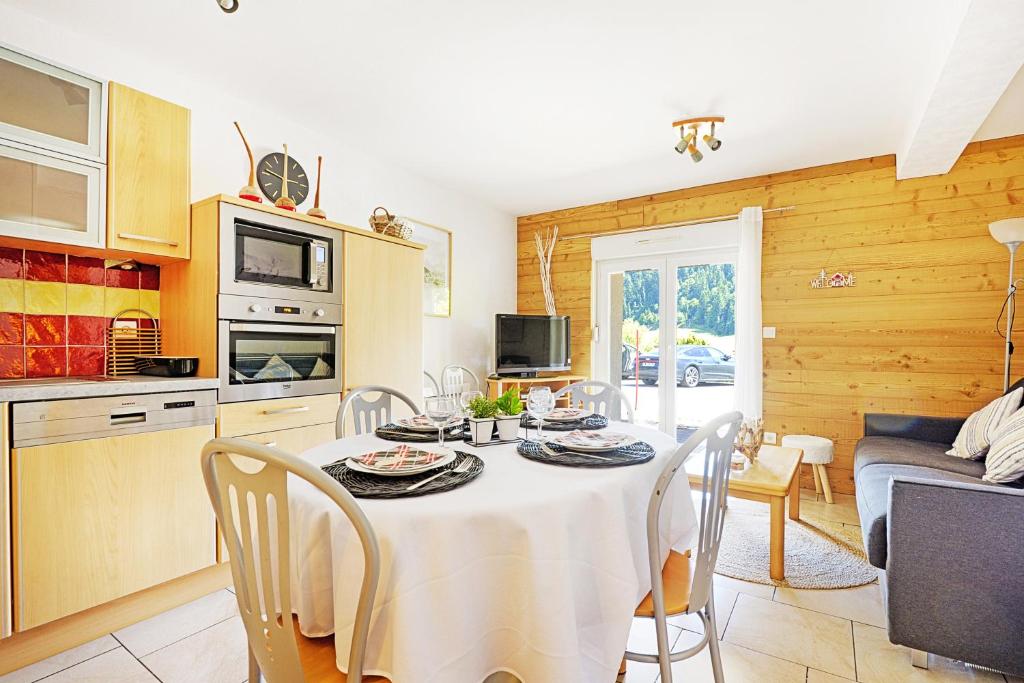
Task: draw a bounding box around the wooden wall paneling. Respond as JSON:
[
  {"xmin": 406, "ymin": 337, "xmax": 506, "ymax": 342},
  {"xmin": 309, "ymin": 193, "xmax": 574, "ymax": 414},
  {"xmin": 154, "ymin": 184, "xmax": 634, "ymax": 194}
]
[{"xmin": 516, "ymin": 134, "xmax": 1024, "ymax": 495}]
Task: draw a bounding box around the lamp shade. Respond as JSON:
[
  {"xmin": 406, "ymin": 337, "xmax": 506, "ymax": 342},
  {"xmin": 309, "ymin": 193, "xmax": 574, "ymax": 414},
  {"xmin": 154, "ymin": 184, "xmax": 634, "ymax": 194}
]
[{"xmin": 989, "ymin": 218, "xmax": 1024, "ymax": 245}]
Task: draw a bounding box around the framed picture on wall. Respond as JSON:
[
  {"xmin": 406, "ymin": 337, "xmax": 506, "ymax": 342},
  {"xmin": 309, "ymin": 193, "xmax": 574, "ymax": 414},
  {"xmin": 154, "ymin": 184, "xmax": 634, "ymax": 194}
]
[{"xmin": 404, "ymin": 217, "xmax": 452, "ymax": 317}]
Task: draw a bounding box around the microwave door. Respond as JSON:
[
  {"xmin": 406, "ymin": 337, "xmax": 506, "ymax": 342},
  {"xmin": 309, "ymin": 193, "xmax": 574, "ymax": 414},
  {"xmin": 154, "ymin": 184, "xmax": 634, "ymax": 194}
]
[{"xmin": 234, "ymin": 223, "xmax": 311, "ymax": 289}]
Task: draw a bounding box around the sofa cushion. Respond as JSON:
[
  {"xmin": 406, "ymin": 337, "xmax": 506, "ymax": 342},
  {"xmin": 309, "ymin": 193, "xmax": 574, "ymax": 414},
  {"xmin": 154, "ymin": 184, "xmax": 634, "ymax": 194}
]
[
  {"xmin": 947, "ymin": 387, "xmax": 1022, "ymax": 460},
  {"xmin": 854, "ymin": 436, "xmax": 986, "ymax": 479},
  {"xmin": 983, "ymin": 405, "xmax": 1024, "ymax": 484},
  {"xmin": 855, "ymin": 463, "xmax": 999, "ymax": 568}
]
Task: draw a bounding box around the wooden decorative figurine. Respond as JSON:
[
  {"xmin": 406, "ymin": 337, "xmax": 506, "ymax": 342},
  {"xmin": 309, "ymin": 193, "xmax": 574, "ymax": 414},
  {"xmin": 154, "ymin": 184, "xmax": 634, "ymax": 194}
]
[
  {"xmin": 274, "ymin": 144, "xmax": 297, "ymax": 211},
  {"xmin": 233, "ymin": 122, "xmax": 261, "ymax": 203},
  {"xmin": 307, "ymin": 155, "xmax": 327, "ymax": 219}
]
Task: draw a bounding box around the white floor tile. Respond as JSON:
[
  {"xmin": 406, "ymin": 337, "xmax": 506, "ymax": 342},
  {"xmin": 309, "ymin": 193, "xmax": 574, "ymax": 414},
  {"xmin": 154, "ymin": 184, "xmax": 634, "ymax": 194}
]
[
  {"xmin": 0, "ymin": 636, "xmax": 120, "ymax": 683},
  {"xmin": 626, "ymin": 617, "xmax": 682, "ymax": 659},
  {"xmin": 666, "ymin": 630, "xmax": 807, "ymax": 682},
  {"xmin": 141, "ymin": 615, "xmax": 248, "ymax": 683},
  {"xmin": 852, "ymin": 622, "xmax": 1007, "ymax": 683},
  {"xmin": 34, "ymin": 648, "xmax": 156, "ymax": 683},
  {"xmin": 724, "ymin": 594, "xmax": 855, "ymax": 679},
  {"xmin": 712, "ymin": 573, "xmax": 775, "ymax": 600},
  {"xmin": 807, "ymin": 669, "xmax": 855, "ymax": 682},
  {"xmin": 773, "ymin": 582, "xmax": 885, "ymax": 628},
  {"xmin": 669, "ymin": 586, "xmax": 738, "ymax": 638},
  {"xmin": 114, "ymin": 589, "xmax": 239, "ymax": 657}
]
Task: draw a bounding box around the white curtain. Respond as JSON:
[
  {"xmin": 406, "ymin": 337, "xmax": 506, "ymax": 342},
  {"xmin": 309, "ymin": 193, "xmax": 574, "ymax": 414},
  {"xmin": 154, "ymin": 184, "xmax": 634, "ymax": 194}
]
[{"xmin": 734, "ymin": 206, "xmax": 763, "ymax": 419}]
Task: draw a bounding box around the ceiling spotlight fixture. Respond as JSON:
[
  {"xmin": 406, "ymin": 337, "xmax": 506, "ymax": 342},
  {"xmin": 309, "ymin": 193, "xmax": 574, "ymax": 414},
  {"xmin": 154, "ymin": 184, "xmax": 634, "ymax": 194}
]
[
  {"xmin": 217, "ymin": 0, "xmax": 239, "ymax": 13},
  {"xmin": 671, "ymin": 116, "xmax": 725, "ymax": 163}
]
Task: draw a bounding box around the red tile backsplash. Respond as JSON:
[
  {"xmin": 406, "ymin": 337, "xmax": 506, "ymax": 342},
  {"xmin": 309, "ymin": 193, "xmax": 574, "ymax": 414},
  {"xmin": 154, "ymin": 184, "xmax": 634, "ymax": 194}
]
[
  {"xmin": 0, "ymin": 247, "xmax": 23, "ymax": 279},
  {"xmin": 1, "ymin": 247, "xmax": 161, "ymax": 378},
  {"xmin": 68, "ymin": 255, "xmax": 105, "ymax": 285},
  {"xmin": 25, "ymin": 251, "xmax": 66, "ymax": 282},
  {"xmin": 0, "ymin": 312, "xmax": 24, "ymax": 345}
]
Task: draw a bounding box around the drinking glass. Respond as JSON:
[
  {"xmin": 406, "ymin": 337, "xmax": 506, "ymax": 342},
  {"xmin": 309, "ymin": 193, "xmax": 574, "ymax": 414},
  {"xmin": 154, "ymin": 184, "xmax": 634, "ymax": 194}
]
[
  {"xmin": 425, "ymin": 396, "xmax": 456, "ymax": 448},
  {"xmin": 459, "ymin": 390, "xmax": 483, "ymax": 417},
  {"xmin": 527, "ymin": 386, "xmax": 555, "ymax": 441}
]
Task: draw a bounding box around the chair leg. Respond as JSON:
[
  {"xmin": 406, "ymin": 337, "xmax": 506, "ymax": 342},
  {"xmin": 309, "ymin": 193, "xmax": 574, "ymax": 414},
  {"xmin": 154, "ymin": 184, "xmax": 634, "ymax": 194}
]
[
  {"xmin": 706, "ymin": 588, "xmax": 725, "ymax": 683},
  {"xmin": 653, "ymin": 611, "xmax": 674, "ymax": 683},
  {"xmin": 817, "ymin": 464, "xmax": 835, "ymax": 504},
  {"xmin": 911, "ymin": 649, "xmax": 929, "ymax": 669},
  {"xmin": 619, "ymin": 655, "xmax": 627, "ymax": 676},
  {"xmin": 248, "ymin": 646, "xmax": 260, "ymax": 682},
  {"xmin": 812, "ymin": 463, "xmax": 823, "ymax": 499}
]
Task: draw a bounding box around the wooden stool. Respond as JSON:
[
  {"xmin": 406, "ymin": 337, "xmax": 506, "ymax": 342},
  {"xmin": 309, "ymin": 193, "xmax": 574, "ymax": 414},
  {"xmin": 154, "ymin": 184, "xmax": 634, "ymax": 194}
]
[{"xmin": 781, "ymin": 434, "xmax": 834, "ymax": 503}]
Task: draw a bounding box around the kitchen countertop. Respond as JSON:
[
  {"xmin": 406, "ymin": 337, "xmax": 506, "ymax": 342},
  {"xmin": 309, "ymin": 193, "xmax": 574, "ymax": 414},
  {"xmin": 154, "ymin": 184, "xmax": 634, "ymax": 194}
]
[{"xmin": 0, "ymin": 375, "xmax": 220, "ymax": 403}]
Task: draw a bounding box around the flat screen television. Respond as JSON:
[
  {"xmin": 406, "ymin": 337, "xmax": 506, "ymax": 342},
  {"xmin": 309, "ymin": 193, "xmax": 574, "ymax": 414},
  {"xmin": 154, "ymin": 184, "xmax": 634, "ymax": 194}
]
[{"xmin": 495, "ymin": 314, "xmax": 571, "ymax": 377}]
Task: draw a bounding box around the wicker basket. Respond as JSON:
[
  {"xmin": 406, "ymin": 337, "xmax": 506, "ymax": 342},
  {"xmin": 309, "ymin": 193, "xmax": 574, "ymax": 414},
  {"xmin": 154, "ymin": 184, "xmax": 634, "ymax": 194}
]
[
  {"xmin": 107, "ymin": 309, "xmax": 162, "ymax": 376},
  {"xmin": 368, "ymin": 206, "xmax": 412, "ymax": 240}
]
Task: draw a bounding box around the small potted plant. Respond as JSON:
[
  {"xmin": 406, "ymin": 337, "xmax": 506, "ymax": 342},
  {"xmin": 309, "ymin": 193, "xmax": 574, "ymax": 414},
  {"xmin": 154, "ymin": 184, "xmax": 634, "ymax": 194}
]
[
  {"xmin": 494, "ymin": 387, "xmax": 524, "ymax": 441},
  {"xmin": 467, "ymin": 395, "xmax": 498, "ymax": 443}
]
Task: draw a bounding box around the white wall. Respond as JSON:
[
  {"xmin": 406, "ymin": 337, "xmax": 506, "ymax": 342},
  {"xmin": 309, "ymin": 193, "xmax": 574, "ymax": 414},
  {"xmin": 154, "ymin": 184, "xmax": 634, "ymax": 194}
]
[{"xmin": 0, "ymin": 3, "xmax": 516, "ymax": 391}]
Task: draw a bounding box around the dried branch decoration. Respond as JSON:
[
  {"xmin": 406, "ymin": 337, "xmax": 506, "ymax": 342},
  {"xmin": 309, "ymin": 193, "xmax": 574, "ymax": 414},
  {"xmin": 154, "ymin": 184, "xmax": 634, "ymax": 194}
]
[{"xmin": 535, "ymin": 226, "xmax": 558, "ymax": 315}]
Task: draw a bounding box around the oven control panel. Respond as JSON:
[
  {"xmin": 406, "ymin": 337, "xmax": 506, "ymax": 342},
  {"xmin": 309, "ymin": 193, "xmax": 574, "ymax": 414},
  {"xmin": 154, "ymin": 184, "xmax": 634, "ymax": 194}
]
[{"xmin": 220, "ymin": 293, "xmax": 342, "ymax": 325}]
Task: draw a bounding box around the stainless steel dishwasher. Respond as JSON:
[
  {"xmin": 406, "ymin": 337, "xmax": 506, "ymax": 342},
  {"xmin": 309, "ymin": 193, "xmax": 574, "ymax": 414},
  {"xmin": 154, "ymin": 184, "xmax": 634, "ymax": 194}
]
[{"xmin": 10, "ymin": 390, "xmax": 218, "ymax": 630}]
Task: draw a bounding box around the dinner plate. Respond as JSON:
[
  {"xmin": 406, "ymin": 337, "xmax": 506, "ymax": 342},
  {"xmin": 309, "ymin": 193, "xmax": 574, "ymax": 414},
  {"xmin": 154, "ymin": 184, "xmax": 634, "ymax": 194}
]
[
  {"xmin": 345, "ymin": 447, "xmax": 456, "ymax": 477},
  {"xmin": 542, "ymin": 407, "xmax": 594, "ymax": 422},
  {"xmin": 550, "ymin": 430, "xmax": 636, "ymax": 452},
  {"xmin": 396, "ymin": 415, "xmax": 465, "ymax": 432}
]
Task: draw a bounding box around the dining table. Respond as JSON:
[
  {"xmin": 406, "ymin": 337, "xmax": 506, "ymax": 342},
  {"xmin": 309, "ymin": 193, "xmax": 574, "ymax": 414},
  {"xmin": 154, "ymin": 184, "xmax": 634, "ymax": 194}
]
[{"xmin": 288, "ymin": 420, "xmax": 699, "ymax": 683}]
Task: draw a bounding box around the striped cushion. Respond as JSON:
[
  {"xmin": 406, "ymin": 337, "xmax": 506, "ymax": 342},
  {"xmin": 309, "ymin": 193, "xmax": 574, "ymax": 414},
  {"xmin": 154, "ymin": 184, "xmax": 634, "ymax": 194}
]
[
  {"xmin": 984, "ymin": 405, "xmax": 1024, "ymax": 483},
  {"xmin": 946, "ymin": 388, "xmax": 1022, "ymax": 460}
]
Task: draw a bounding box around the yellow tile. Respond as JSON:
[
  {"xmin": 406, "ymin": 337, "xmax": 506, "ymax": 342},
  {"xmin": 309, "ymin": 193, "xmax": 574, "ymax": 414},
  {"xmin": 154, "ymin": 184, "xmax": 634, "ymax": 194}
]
[
  {"xmin": 0, "ymin": 278, "xmax": 24, "ymax": 313},
  {"xmin": 67, "ymin": 284, "xmax": 105, "ymax": 317},
  {"xmin": 105, "ymin": 287, "xmax": 140, "ymax": 318},
  {"xmin": 139, "ymin": 289, "xmax": 160, "ymax": 319},
  {"xmin": 24, "ymin": 281, "xmax": 66, "ymax": 315}
]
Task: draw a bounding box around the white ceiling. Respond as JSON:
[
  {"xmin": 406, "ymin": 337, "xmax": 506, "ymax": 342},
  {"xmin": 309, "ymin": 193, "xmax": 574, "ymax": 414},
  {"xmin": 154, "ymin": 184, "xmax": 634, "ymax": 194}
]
[{"xmin": 4, "ymin": 0, "xmax": 1022, "ymax": 216}]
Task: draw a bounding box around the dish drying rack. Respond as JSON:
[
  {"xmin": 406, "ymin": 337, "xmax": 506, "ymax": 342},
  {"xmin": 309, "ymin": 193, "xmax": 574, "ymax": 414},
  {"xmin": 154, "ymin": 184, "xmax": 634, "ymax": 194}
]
[{"xmin": 107, "ymin": 309, "xmax": 161, "ymax": 376}]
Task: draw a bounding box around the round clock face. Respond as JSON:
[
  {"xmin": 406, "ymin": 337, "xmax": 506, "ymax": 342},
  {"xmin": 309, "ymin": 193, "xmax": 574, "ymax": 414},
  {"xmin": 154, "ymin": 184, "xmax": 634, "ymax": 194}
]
[{"xmin": 257, "ymin": 153, "xmax": 310, "ymax": 205}]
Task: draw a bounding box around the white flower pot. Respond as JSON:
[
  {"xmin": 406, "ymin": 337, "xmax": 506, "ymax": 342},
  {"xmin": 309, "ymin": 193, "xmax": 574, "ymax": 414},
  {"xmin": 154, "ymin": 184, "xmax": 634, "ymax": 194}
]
[
  {"xmin": 468, "ymin": 418, "xmax": 495, "ymax": 443},
  {"xmin": 495, "ymin": 415, "xmax": 521, "ymax": 441}
]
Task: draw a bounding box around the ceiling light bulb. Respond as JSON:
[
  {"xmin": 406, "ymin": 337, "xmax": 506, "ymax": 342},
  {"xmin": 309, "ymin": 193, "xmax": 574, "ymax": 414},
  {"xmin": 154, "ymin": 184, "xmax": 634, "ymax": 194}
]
[
  {"xmin": 703, "ymin": 121, "xmax": 722, "ymax": 151},
  {"xmin": 217, "ymin": 0, "xmax": 239, "ymax": 13},
  {"xmin": 688, "ymin": 143, "xmax": 703, "ymax": 163}
]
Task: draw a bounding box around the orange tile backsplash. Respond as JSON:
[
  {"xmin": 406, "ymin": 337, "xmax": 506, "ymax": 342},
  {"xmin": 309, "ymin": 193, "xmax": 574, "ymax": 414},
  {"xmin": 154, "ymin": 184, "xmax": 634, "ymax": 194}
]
[{"xmin": 0, "ymin": 247, "xmax": 160, "ymax": 379}]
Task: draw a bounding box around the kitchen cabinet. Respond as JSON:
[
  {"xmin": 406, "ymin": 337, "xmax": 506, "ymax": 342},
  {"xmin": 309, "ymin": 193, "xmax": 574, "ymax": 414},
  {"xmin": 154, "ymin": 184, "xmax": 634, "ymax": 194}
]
[
  {"xmin": 106, "ymin": 82, "xmax": 190, "ymax": 260},
  {"xmin": 242, "ymin": 422, "xmax": 338, "ymax": 453},
  {"xmin": 217, "ymin": 393, "xmax": 340, "ymax": 438},
  {"xmin": 0, "ymin": 403, "xmax": 10, "ymax": 639},
  {"xmin": 343, "ymin": 232, "xmax": 424, "ymax": 406},
  {"xmin": 11, "ymin": 424, "xmax": 216, "ymax": 631}
]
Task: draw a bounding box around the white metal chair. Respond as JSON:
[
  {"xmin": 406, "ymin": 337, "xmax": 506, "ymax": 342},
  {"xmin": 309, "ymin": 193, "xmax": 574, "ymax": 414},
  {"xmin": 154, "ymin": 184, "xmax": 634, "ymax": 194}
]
[
  {"xmin": 440, "ymin": 364, "xmax": 481, "ymax": 400},
  {"xmin": 200, "ymin": 438, "xmax": 383, "ymax": 683},
  {"xmin": 624, "ymin": 410, "xmax": 743, "ymax": 683},
  {"xmin": 337, "ymin": 385, "xmax": 421, "ymax": 438},
  {"xmin": 423, "ymin": 371, "xmax": 440, "ymax": 399},
  {"xmin": 553, "ymin": 380, "xmax": 636, "ymax": 423}
]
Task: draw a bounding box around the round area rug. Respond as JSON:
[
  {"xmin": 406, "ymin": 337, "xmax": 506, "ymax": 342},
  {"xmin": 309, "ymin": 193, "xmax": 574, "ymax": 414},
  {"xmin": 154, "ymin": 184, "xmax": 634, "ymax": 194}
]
[{"xmin": 714, "ymin": 507, "xmax": 877, "ymax": 589}]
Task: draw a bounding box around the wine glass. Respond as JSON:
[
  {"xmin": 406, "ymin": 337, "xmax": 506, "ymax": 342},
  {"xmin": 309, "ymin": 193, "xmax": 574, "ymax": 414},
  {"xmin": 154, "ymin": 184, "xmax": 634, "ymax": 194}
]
[
  {"xmin": 527, "ymin": 386, "xmax": 555, "ymax": 441},
  {"xmin": 459, "ymin": 390, "xmax": 483, "ymax": 417},
  {"xmin": 425, "ymin": 396, "xmax": 456, "ymax": 448}
]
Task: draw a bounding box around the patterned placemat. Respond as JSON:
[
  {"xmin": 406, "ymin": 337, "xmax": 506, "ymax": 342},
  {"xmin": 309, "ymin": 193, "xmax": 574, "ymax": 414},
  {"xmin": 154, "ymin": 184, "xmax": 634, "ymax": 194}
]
[
  {"xmin": 322, "ymin": 451, "xmax": 484, "ymax": 498},
  {"xmin": 516, "ymin": 439, "xmax": 655, "ymax": 468},
  {"xmin": 519, "ymin": 414, "xmax": 609, "ymax": 431},
  {"xmin": 375, "ymin": 422, "xmax": 467, "ymax": 443}
]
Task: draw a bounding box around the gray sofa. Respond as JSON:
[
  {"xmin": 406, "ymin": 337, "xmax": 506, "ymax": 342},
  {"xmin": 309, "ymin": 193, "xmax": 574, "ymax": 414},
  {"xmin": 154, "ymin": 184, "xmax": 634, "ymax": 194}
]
[{"xmin": 855, "ymin": 409, "xmax": 1024, "ymax": 676}]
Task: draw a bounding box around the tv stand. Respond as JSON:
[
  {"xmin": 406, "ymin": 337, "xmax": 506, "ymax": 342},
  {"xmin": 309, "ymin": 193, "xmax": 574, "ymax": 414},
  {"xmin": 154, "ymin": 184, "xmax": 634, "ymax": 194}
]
[
  {"xmin": 486, "ymin": 373, "xmax": 588, "ymax": 406},
  {"xmin": 494, "ymin": 371, "xmax": 538, "ymax": 379}
]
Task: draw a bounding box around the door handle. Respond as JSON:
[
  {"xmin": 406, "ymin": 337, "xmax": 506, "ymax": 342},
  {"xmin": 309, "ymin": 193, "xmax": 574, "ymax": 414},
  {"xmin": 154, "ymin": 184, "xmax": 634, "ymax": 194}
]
[
  {"xmin": 110, "ymin": 411, "xmax": 147, "ymax": 425},
  {"xmin": 118, "ymin": 232, "xmax": 180, "ymax": 247},
  {"xmin": 262, "ymin": 406, "xmax": 310, "ymax": 415}
]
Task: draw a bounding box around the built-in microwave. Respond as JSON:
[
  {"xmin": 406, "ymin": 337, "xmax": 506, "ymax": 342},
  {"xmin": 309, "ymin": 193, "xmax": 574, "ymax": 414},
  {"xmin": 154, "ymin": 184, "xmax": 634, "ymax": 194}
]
[{"xmin": 219, "ymin": 203, "xmax": 341, "ymax": 305}]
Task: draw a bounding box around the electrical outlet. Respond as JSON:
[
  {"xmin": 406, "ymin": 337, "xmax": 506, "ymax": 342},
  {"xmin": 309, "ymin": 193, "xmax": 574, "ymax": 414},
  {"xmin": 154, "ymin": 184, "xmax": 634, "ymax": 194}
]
[
  {"xmin": 763, "ymin": 431, "xmax": 778, "ymax": 444},
  {"xmin": 762, "ymin": 326, "xmax": 776, "ymax": 339}
]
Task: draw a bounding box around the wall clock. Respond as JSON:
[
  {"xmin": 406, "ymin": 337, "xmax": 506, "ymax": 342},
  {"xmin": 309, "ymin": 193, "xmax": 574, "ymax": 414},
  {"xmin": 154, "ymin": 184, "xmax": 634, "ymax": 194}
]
[{"xmin": 256, "ymin": 152, "xmax": 310, "ymax": 206}]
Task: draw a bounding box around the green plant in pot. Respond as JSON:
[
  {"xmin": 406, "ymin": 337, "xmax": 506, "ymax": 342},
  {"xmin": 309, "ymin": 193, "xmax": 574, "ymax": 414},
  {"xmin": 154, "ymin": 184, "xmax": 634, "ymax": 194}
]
[
  {"xmin": 494, "ymin": 388, "xmax": 524, "ymax": 441},
  {"xmin": 467, "ymin": 395, "xmax": 498, "ymax": 443}
]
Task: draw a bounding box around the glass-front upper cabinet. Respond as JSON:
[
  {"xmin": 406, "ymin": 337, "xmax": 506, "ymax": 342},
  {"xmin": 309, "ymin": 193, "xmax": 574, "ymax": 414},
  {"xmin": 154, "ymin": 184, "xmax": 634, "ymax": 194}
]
[{"xmin": 0, "ymin": 45, "xmax": 105, "ymax": 162}]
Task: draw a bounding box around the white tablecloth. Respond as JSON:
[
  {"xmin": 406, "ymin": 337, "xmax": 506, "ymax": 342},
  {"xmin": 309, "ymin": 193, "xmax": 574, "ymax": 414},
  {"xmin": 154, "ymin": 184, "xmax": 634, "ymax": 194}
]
[{"xmin": 290, "ymin": 422, "xmax": 697, "ymax": 682}]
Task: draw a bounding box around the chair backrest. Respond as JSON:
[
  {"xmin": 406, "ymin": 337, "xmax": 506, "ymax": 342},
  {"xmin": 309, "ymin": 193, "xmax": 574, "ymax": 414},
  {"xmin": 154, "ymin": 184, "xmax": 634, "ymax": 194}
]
[
  {"xmin": 423, "ymin": 371, "xmax": 440, "ymax": 399},
  {"xmin": 440, "ymin": 365, "xmax": 480, "ymax": 399},
  {"xmin": 338, "ymin": 385, "xmax": 421, "ymax": 438},
  {"xmin": 553, "ymin": 380, "xmax": 636, "ymax": 423},
  {"xmin": 645, "ymin": 411, "xmax": 742, "ymax": 617},
  {"xmin": 201, "ymin": 438, "xmax": 380, "ymax": 683}
]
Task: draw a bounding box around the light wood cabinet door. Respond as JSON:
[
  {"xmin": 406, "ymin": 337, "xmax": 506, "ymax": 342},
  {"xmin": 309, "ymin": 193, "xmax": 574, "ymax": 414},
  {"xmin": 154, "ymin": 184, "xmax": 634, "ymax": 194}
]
[
  {"xmin": 11, "ymin": 425, "xmax": 216, "ymax": 631},
  {"xmin": 240, "ymin": 422, "xmax": 338, "ymax": 453},
  {"xmin": 217, "ymin": 394, "xmax": 340, "ymax": 438},
  {"xmin": 343, "ymin": 234, "xmax": 424, "ymax": 406},
  {"xmin": 107, "ymin": 82, "xmax": 190, "ymax": 260}
]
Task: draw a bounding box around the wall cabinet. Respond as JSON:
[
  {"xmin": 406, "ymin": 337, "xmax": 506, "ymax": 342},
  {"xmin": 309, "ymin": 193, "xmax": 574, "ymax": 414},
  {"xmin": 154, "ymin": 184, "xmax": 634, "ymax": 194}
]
[
  {"xmin": 106, "ymin": 82, "xmax": 190, "ymax": 260},
  {"xmin": 11, "ymin": 424, "xmax": 216, "ymax": 631}
]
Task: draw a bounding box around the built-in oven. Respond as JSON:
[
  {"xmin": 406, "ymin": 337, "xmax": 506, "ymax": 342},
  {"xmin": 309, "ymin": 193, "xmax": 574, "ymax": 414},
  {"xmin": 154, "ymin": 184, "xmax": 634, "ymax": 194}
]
[{"xmin": 219, "ymin": 202, "xmax": 342, "ymax": 305}]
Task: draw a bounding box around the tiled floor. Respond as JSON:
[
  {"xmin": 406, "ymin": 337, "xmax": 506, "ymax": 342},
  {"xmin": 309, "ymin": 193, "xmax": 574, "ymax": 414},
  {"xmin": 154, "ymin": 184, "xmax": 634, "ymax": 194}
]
[{"xmin": 2, "ymin": 492, "xmax": 1017, "ymax": 682}]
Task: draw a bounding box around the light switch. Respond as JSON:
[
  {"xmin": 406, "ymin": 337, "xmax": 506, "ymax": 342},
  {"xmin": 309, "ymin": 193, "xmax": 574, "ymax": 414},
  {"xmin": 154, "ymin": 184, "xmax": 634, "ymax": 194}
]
[
  {"xmin": 762, "ymin": 326, "xmax": 776, "ymax": 339},
  {"xmin": 764, "ymin": 432, "xmax": 778, "ymax": 444}
]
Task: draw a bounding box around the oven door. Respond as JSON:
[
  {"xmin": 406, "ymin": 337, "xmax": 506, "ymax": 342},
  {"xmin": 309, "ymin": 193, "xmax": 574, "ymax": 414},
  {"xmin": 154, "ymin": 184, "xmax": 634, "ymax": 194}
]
[
  {"xmin": 218, "ymin": 321, "xmax": 342, "ymax": 403},
  {"xmin": 234, "ymin": 222, "xmax": 315, "ymax": 290}
]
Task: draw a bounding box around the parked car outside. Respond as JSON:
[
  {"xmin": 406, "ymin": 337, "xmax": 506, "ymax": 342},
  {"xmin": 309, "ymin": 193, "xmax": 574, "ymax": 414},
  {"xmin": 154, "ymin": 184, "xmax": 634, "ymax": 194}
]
[
  {"xmin": 637, "ymin": 345, "xmax": 735, "ymax": 387},
  {"xmin": 621, "ymin": 343, "xmax": 638, "ymax": 378}
]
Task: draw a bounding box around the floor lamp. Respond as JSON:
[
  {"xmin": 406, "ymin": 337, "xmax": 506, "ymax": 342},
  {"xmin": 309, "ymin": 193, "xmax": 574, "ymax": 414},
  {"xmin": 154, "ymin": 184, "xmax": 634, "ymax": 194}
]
[{"xmin": 990, "ymin": 218, "xmax": 1024, "ymax": 392}]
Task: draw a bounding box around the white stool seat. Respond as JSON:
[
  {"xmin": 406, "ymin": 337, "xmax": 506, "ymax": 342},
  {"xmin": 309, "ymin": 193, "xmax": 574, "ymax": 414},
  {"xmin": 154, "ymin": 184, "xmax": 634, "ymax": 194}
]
[
  {"xmin": 781, "ymin": 434, "xmax": 835, "ymax": 504},
  {"xmin": 781, "ymin": 434, "xmax": 833, "ymax": 464}
]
